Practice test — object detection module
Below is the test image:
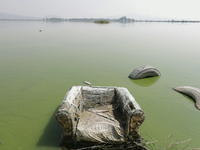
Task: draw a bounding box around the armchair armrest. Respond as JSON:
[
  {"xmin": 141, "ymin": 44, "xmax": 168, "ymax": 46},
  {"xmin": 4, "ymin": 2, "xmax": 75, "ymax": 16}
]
[
  {"xmin": 115, "ymin": 87, "xmax": 145, "ymax": 141},
  {"xmin": 56, "ymin": 86, "xmax": 83, "ymax": 138}
]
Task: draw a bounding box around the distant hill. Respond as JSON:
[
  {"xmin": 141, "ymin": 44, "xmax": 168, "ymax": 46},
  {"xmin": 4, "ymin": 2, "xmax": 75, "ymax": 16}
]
[
  {"xmin": 44, "ymin": 15, "xmax": 62, "ymax": 19},
  {"xmin": 0, "ymin": 12, "xmax": 42, "ymax": 20},
  {"xmin": 107, "ymin": 13, "xmax": 170, "ymax": 21}
]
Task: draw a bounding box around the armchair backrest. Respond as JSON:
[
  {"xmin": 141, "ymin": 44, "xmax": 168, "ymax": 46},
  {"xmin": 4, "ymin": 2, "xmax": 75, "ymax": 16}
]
[{"xmin": 81, "ymin": 86, "xmax": 116, "ymax": 110}]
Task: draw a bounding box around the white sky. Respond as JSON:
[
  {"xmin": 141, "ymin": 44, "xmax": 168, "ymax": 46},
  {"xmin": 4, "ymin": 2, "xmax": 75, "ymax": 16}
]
[{"xmin": 0, "ymin": 0, "xmax": 200, "ymax": 20}]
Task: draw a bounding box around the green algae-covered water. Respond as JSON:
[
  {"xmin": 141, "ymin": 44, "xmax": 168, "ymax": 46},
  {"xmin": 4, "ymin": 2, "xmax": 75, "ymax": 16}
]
[{"xmin": 0, "ymin": 21, "xmax": 200, "ymax": 149}]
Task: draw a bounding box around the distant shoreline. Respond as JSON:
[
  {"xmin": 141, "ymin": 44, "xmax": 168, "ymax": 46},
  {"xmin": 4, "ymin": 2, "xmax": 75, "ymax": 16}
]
[{"xmin": 1, "ymin": 18, "xmax": 200, "ymax": 23}]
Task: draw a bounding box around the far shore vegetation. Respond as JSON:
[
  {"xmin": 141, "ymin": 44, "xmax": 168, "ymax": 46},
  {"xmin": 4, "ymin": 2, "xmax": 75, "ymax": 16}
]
[
  {"xmin": 1, "ymin": 16, "xmax": 200, "ymax": 23},
  {"xmin": 94, "ymin": 20, "xmax": 110, "ymax": 24}
]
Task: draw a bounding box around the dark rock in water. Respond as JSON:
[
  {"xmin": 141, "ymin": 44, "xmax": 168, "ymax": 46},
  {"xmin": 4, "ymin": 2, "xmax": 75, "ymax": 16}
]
[
  {"xmin": 129, "ymin": 65, "xmax": 161, "ymax": 79},
  {"xmin": 173, "ymin": 86, "xmax": 200, "ymax": 110}
]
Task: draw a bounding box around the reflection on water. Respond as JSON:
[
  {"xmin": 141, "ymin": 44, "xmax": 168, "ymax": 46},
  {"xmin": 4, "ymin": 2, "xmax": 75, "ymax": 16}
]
[{"xmin": 129, "ymin": 76, "xmax": 160, "ymax": 87}]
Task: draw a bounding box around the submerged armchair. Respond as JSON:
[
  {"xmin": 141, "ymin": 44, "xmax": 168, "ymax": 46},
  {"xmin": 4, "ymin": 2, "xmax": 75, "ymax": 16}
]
[{"xmin": 56, "ymin": 86, "xmax": 145, "ymax": 149}]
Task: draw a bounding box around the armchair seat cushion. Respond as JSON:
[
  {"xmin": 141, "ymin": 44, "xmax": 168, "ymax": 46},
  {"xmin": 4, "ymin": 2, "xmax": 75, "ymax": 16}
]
[{"xmin": 76, "ymin": 105, "xmax": 125, "ymax": 143}]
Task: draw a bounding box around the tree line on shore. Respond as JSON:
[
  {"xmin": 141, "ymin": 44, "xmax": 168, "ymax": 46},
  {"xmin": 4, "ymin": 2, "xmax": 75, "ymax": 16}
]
[{"xmin": 1, "ymin": 16, "xmax": 200, "ymax": 23}]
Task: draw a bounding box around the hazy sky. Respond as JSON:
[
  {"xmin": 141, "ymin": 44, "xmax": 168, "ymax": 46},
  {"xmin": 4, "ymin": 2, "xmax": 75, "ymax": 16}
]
[{"xmin": 0, "ymin": 0, "xmax": 200, "ymax": 20}]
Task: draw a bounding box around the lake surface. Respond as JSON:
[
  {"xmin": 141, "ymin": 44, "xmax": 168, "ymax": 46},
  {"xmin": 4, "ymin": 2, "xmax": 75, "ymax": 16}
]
[{"xmin": 0, "ymin": 21, "xmax": 200, "ymax": 149}]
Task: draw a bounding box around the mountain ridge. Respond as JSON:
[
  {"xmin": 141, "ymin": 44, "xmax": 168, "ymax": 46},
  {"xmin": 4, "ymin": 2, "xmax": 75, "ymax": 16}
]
[{"xmin": 0, "ymin": 12, "xmax": 42, "ymax": 19}]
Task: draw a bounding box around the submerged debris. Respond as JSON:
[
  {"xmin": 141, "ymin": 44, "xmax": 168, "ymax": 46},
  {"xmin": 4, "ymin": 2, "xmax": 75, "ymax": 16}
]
[
  {"xmin": 56, "ymin": 86, "xmax": 145, "ymax": 149},
  {"xmin": 22, "ymin": 83, "xmax": 33, "ymax": 90},
  {"xmin": 173, "ymin": 86, "xmax": 200, "ymax": 110},
  {"xmin": 129, "ymin": 65, "xmax": 161, "ymax": 79}
]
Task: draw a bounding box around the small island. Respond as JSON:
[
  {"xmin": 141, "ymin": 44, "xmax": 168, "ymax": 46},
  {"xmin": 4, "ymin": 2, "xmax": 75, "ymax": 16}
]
[{"xmin": 94, "ymin": 20, "xmax": 110, "ymax": 24}]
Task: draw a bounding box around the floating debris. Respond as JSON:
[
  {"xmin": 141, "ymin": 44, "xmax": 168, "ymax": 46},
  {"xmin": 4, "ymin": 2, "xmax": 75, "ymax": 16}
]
[
  {"xmin": 83, "ymin": 81, "xmax": 91, "ymax": 87},
  {"xmin": 173, "ymin": 86, "xmax": 200, "ymax": 110},
  {"xmin": 56, "ymin": 86, "xmax": 145, "ymax": 149},
  {"xmin": 129, "ymin": 65, "xmax": 161, "ymax": 79}
]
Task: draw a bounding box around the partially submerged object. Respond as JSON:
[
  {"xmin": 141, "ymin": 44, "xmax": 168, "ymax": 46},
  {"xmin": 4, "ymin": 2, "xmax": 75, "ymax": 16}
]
[
  {"xmin": 56, "ymin": 86, "xmax": 145, "ymax": 149},
  {"xmin": 173, "ymin": 86, "xmax": 200, "ymax": 110},
  {"xmin": 129, "ymin": 65, "xmax": 161, "ymax": 79},
  {"xmin": 83, "ymin": 81, "xmax": 92, "ymax": 87}
]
